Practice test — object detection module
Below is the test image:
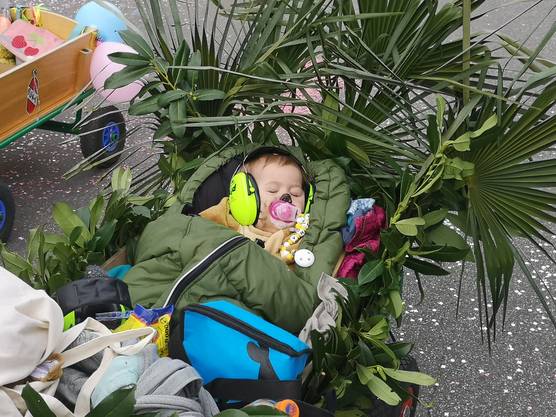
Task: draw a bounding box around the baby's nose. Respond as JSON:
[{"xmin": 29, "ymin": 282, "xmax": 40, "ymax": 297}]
[{"xmin": 280, "ymin": 193, "xmax": 292, "ymax": 203}]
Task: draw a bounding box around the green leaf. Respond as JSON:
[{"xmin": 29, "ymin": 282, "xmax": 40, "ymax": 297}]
[
  {"xmin": 195, "ymin": 89, "xmax": 226, "ymax": 101},
  {"xmin": 443, "ymin": 158, "xmax": 474, "ymax": 180},
  {"xmin": 89, "ymin": 196, "xmax": 105, "ymax": 234},
  {"xmin": 158, "ymin": 90, "xmax": 188, "ymax": 107},
  {"xmin": 93, "ymin": 221, "xmax": 117, "ymax": 252},
  {"xmin": 404, "ymin": 257, "xmax": 450, "ymax": 276},
  {"xmin": 108, "ymin": 51, "xmax": 150, "ymax": 67},
  {"xmin": 423, "ymin": 209, "xmax": 448, "ymax": 228},
  {"xmin": 382, "ymin": 368, "xmax": 437, "ymax": 386},
  {"xmin": 131, "ymin": 205, "xmax": 152, "ymax": 219},
  {"xmin": 381, "ymin": 229, "xmax": 404, "ymax": 255},
  {"xmin": 451, "ymin": 132, "xmax": 471, "ymax": 152},
  {"xmin": 52, "ymin": 202, "xmax": 91, "ymax": 244},
  {"xmin": 396, "ymin": 217, "xmax": 426, "ymax": 226},
  {"xmin": 426, "ymin": 224, "xmax": 469, "ymax": 250},
  {"xmin": 171, "ymin": 40, "xmax": 190, "ymax": 85},
  {"xmin": 186, "ymin": 51, "xmax": 201, "ymax": 84},
  {"xmin": 129, "ymin": 95, "xmax": 162, "ymax": 116},
  {"xmin": 470, "ymin": 114, "xmax": 497, "ymax": 138},
  {"xmin": 0, "ymin": 247, "xmax": 34, "ymax": 284},
  {"xmin": 450, "ymin": 114, "xmax": 498, "ymax": 152},
  {"xmin": 104, "ymin": 65, "xmax": 151, "ymax": 90},
  {"xmin": 367, "ymin": 317, "xmax": 389, "ymax": 338},
  {"xmin": 86, "ymin": 386, "xmax": 135, "ymax": 417},
  {"xmin": 436, "ymin": 96, "xmax": 446, "ymax": 130},
  {"xmin": 119, "ymin": 30, "xmax": 155, "ymax": 59},
  {"xmin": 366, "ymin": 373, "xmax": 401, "ymax": 406},
  {"xmin": 26, "ymin": 227, "xmax": 46, "ymax": 263},
  {"xmin": 169, "ymin": 99, "xmax": 187, "ymax": 138},
  {"xmin": 399, "ymin": 168, "xmax": 414, "ymax": 201},
  {"xmin": 76, "ymin": 207, "xmax": 91, "ymax": 230},
  {"xmin": 47, "ymin": 272, "xmax": 71, "ymax": 294},
  {"xmin": 413, "ymin": 245, "xmax": 469, "ymax": 262},
  {"xmin": 69, "ymin": 226, "xmax": 85, "ymax": 246},
  {"xmin": 389, "ymin": 290, "xmax": 404, "ymax": 318},
  {"xmin": 394, "ymin": 217, "xmax": 425, "ymax": 237},
  {"xmin": 22, "ymin": 384, "xmax": 56, "ymax": 417},
  {"xmin": 427, "ymin": 114, "xmax": 440, "ymax": 154},
  {"xmin": 86, "ymin": 251, "xmax": 105, "ymax": 265},
  {"xmin": 112, "ymin": 168, "xmax": 132, "ymax": 194},
  {"xmin": 356, "ymin": 363, "xmax": 374, "ymax": 385},
  {"xmin": 214, "ymin": 410, "xmax": 249, "ymax": 417},
  {"xmin": 153, "ymin": 120, "xmax": 172, "ymax": 139},
  {"xmin": 321, "ymin": 92, "xmax": 339, "ymax": 127},
  {"xmin": 358, "ymin": 259, "xmax": 384, "ymax": 285},
  {"xmin": 395, "ymin": 223, "xmax": 417, "ymax": 236},
  {"xmin": 242, "ymin": 406, "xmax": 287, "ymax": 417}
]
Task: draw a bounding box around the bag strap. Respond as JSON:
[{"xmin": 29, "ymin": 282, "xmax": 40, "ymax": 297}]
[
  {"xmin": 206, "ymin": 379, "xmax": 302, "ymax": 403},
  {"xmin": 67, "ymin": 319, "xmax": 156, "ymax": 417},
  {"xmin": 73, "ymin": 348, "xmax": 116, "ymax": 416},
  {"xmin": 61, "ymin": 318, "xmax": 155, "ymax": 368},
  {"xmin": 0, "ymin": 318, "xmax": 156, "ymax": 417}
]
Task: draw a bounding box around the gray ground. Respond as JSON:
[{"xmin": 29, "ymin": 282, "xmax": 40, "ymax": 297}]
[{"xmin": 1, "ymin": 1, "xmax": 555, "ymax": 416}]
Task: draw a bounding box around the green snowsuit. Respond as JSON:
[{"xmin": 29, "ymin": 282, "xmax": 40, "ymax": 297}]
[{"xmin": 124, "ymin": 145, "xmax": 350, "ymax": 333}]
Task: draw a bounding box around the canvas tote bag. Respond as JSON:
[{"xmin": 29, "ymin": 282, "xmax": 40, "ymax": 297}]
[{"xmin": 0, "ymin": 266, "xmax": 156, "ymax": 417}]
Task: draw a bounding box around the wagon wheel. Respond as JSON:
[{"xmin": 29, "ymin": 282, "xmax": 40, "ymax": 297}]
[
  {"xmin": 0, "ymin": 181, "xmax": 15, "ymax": 243},
  {"xmin": 366, "ymin": 355, "xmax": 420, "ymax": 417},
  {"xmin": 79, "ymin": 106, "xmax": 127, "ymax": 169}
]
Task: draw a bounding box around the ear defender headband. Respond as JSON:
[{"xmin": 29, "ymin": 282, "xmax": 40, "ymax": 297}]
[{"xmin": 229, "ymin": 149, "xmax": 315, "ymax": 226}]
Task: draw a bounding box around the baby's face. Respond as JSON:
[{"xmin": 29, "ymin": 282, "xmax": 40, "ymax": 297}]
[{"xmin": 249, "ymin": 161, "xmax": 305, "ymax": 232}]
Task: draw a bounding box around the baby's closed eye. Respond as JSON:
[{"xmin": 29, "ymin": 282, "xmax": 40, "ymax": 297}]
[{"xmin": 290, "ymin": 187, "xmax": 304, "ymax": 197}]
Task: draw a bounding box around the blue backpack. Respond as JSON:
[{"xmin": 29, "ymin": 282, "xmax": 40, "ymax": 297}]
[{"xmin": 170, "ymin": 300, "xmax": 311, "ymax": 403}]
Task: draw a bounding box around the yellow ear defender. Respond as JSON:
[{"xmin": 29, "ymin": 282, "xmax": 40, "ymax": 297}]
[{"xmin": 229, "ymin": 171, "xmax": 261, "ymax": 226}]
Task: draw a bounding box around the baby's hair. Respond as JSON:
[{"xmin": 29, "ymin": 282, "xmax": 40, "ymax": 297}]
[
  {"xmin": 244, "ymin": 153, "xmax": 310, "ymax": 186},
  {"xmin": 244, "ymin": 153, "xmax": 301, "ymax": 172}
]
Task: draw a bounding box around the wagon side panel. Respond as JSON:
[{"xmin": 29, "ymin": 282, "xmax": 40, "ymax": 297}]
[{"xmin": 0, "ymin": 12, "xmax": 95, "ymax": 146}]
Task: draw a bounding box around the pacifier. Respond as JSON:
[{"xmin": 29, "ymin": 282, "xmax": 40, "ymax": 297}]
[{"xmin": 269, "ymin": 198, "xmax": 299, "ymax": 229}]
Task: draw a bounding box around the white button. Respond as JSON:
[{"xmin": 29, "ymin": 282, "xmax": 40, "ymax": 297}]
[{"xmin": 295, "ymin": 249, "xmax": 315, "ymax": 268}]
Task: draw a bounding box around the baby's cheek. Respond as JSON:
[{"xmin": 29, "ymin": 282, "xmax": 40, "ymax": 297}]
[
  {"xmin": 260, "ymin": 197, "xmax": 272, "ymax": 215},
  {"xmin": 294, "ymin": 197, "xmax": 306, "ymax": 212}
]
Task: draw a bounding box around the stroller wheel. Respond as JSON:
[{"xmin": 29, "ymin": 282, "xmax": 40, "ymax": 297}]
[{"xmin": 79, "ymin": 106, "xmax": 127, "ymax": 169}]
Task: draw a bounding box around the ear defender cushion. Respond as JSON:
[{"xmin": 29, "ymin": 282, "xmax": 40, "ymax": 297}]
[
  {"xmin": 229, "ymin": 171, "xmax": 260, "ymax": 226},
  {"xmin": 304, "ymin": 183, "xmax": 315, "ymax": 214}
]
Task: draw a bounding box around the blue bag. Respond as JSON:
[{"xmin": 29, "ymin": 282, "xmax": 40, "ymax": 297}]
[{"xmin": 172, "ymin": 300, "xmax": 311, "ymax": 403}]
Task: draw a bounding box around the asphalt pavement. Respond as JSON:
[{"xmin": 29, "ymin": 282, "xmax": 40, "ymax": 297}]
[{"xmin": 0, "ymin": 1, "xmax": 554, "ymax": 416}]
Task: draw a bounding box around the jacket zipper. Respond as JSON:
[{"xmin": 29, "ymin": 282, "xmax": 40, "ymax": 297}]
[
  {"xmin": 163, "ymin": 235, "xmax": 248, "ymax": 307},
  {"xmin": 186, "ymin": 304, "xmax": 310, "ymax": 357}
]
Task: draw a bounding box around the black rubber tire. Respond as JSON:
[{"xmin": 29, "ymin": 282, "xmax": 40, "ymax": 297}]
[
  {"xmin": 79, "ymin": 106, "xmax": 126, "ymax": 169},
  {"xmin": 0, "ymin": 182, "xmax": 15, "ymax": 243},
  {"xmin": 366, "ymin": 355, "xmax": 420, "ymax": 417}
]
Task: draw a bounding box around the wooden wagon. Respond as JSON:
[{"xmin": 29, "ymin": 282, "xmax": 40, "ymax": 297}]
[{"xmin": 0, "ymin": 10, "xmax": 127, "ymax": 242}]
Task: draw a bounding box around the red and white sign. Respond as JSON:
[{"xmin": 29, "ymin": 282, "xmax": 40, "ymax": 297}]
[{"xmin": 26, "ymin": 69, "xmax": 39, "ymax": 114}]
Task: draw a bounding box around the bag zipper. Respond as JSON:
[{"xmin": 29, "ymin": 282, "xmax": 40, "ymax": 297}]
[
  {"xmin": 186, "ymin": 304, "xmax": 310, "ymax": 357},
  {"xmin": 163, "ymin": 235, "xmax": 248, "ymax": 307}
]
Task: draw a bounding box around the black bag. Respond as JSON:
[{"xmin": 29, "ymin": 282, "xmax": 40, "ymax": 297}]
[{"xmin": 53, "ymin": 269, "xmax": 132, "ymax": 330}]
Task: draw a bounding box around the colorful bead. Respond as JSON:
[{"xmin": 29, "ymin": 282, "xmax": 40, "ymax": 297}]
[{"xmin": 279, "ymin": 215, "xmax": 310, "ymax": 264}]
